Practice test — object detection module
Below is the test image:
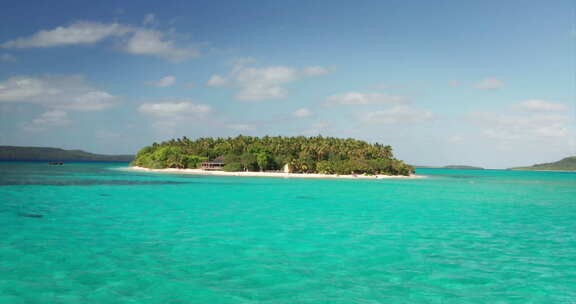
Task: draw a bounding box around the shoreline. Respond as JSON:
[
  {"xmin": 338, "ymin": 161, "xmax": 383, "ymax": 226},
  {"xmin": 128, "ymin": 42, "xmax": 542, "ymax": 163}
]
[{"xmin": 128, "ymin": 166, "xmax": 425, "ymax": 180}]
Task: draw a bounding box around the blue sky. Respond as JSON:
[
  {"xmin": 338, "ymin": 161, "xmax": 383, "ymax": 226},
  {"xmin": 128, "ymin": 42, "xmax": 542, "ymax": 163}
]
[{"xmin": 0, "ymin": 0, "xmax": 574, "ymax": 168}]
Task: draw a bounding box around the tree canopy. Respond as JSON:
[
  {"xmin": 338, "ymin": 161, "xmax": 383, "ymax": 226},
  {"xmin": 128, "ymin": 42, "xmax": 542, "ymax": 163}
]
[{"xmin": 131, "ymin": 135, "xmax": 414, "ymax": 176}]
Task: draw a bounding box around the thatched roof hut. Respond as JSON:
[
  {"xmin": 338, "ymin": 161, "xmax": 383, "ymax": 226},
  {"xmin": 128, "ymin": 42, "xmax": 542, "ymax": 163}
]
[{"xmin": 200, "ymin": 156, "xmax": 225, "ymax": 170}]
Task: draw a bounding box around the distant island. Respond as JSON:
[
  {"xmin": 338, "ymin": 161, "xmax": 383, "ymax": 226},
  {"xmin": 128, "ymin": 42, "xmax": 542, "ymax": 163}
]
[
  {"xmin": 414, "ymin": 165, "xmax": 484, "ymax": 170},
  {"xmin": 0, "ymin": 146, "xmax": 134, "ymax": 162},
  {"xmin": 132, "ymin": 136, "xmax": 415, "ymax": 176},
  {"xmin": 511, "ymin": 156, "xmax": 576, "ymax": 171}
]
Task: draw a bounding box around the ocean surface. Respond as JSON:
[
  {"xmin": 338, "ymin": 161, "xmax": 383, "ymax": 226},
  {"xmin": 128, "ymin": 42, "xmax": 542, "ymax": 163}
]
[{"xmin": 1, "ymin": 162, "xmax": 575, "ymax": 304}]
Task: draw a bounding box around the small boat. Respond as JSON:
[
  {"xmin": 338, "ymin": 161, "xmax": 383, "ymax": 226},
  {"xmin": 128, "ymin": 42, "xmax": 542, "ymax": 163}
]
[{"xmin": 48, "ymin": 162, "xmax": 64, "ymax": 165}]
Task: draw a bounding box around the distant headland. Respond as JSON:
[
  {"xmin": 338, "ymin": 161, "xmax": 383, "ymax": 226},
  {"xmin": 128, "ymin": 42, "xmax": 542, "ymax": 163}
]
[
  {"xmin": 511, "ymin": 156, "xmax": 576, "ymax": 171},
  {"xmin": 0, "ymin": 146, "xmax": 134, "ymax": 162},
  {"xmin": 414, "ymin": 165, "xmax": 484, "ymax": 170},
  {"xmin": 131, "ymin": 135, "xmax": 417, "ymax": 178}
]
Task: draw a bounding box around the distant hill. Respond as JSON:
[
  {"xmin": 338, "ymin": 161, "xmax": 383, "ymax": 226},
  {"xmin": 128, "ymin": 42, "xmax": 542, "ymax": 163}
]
[
  {"xmin": 414, "ymin": 165, "xmax": 484, "ymax": 170},
  {"xmin": 0, "ymin": 146, "xmax": 134, "ymax": 162},
  {"xmin": 442, "ymin": 165, "xmax": 484, "ymax": 170},
  {"xmin": 511, "ymin": 156, "xmax": 576, "ymax": 171}
]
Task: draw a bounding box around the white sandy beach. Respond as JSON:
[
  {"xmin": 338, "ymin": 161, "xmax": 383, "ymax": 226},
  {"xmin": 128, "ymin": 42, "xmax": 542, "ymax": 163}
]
[{"xmin": 128, "ymin": 166, "xmax": 424, "ymax": 179}]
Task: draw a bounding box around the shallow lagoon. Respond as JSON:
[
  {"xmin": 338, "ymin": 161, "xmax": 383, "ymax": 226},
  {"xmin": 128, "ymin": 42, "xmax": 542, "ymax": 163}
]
[{"xmin": 1, "ymin": 162, "xmax": 575, "ymax": 303}]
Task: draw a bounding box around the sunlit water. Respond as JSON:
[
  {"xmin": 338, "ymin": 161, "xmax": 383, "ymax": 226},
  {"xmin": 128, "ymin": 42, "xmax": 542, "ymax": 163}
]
[{"xmin": 1, "ymin": 162, "xmax": 575, "ymax": 303}]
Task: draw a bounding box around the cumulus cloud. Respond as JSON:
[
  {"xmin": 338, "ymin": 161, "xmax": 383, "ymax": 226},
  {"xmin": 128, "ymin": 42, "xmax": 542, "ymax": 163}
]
[
  {"xmin": 293, "ymin": 107, "xmax": 312, "ymax": 118},
  {"xmin": 237, "ymin": 84, "xmax": 287, "ymax": 101},
  {"xmin": 1, "ymin": 22, "xmax": 132, "ymax": 48},
  {"xmin": 206, "ymin": 75, "xmax": 228, "ymax": 87},
  {"xmin": 361, "ymin": 106, "xmax": 434, "ymax": 124},
  {"xmin": 325, "ymin": 92, "xmax": 410, "ymax": 106},
  {"xmin": 23, "ymin": 110, "xmax": 71, "ymax": 131},
  {"xmin": 474, "ymin": 77, "xmax": 505, "ymax": 90},
  {"xmin": 1, "ymin": 20, "xmax": 198, "ymax": 61},
  {"xmin": 138, "ymin": 99, "xmax": 212, "ymax": 132},
  {"xmin": 122, "ymin": 29, "xmax": 198, "ymax": 62},
  {"xmin": 138, "ymin": 101, "xmax": 211, "ymax": 117},
  {"xmin": 0, "ymin": 75, "xmax": 117, "ymax": 111},
  {"xmin": 206, "ymin": 61, "xmax": 330, "ymax": 101},
  {"xmin": 234, "ymin": 66, "xmax": 297, "ymax": 100},
  {"xmin": 512, "ymin": 99, "xmax": 568, "ymax": 112},
  {"xmin": 226, "ymin": 124, "xmax": 256, "ymax": 131},
  {"xmin": 143, "ymin": 14, "xmax": 156, "ymax": 25},
  {"xmin": 146, "ymin": 75, "xmax": 176, "ymax": 87},
  {"xmin": 0, "ymin": 54, "xmax": 16, "ymax": 62},
  {"xmin": 302, "ymin": 66, "xmax": 330, "ymax": 76},
  {"xmin": 471, "ymin": 112, "xmax": 569, "ymax": 140}
]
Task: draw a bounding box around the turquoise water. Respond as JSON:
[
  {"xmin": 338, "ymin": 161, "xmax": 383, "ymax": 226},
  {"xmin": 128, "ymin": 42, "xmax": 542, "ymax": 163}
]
[{"xmin": 1, "ymin": 162, "xmax": 575, "ymax": 303}]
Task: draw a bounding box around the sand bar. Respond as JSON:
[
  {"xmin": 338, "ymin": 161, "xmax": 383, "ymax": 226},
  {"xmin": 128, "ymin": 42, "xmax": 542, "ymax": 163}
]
[{"xmin": 128, "ymin": 166, "xmax": 425, "ymax": 180}]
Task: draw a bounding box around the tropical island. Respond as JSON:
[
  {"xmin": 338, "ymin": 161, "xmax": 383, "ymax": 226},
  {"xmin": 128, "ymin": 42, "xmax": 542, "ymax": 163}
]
[
  {"xmin": 511, "ymin": 156, "xmax": 576, "ymax": 171},
  {"xmin": 131, "ymin": 136, "xmax": 417, "ymax": 178}
]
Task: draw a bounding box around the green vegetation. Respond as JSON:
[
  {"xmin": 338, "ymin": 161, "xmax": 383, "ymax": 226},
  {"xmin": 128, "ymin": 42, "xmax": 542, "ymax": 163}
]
[
  {"xmin": 511, "ymin": 156, "xmax": 576, "ymax": 171},
  {"xmin": 133, "ymin": 146, "xmax": 207, "ymax": 169},
  {"xmin": 0, "ymin": 146, "xmax": 134, "ymax": 162},
  {"xmin": 132, "ymin": 135, "xmax": 414, "ymax": 176}
]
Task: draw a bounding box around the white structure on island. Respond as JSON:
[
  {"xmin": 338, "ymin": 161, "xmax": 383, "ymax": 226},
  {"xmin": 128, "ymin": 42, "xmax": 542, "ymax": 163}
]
[
  {"xmin": 283, "ymin": 163, "xmax": 292, "ymax": 173},
  {"xmin": 200, "ymin": 156, "xmax": 225, "ymax": 170}
]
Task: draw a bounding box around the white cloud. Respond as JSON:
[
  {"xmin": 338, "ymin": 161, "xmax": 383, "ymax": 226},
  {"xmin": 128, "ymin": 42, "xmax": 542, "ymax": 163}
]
[
  {"xmin": 361, "ymin": 106, "xmax": 434, "ymax": 124},
  {"xmin": 471, "ymin": 112, "xmax": 569, "ymax": 140},
  {"xmin": 122, "ymin": 29, "xmax": 198, "ymax": 62},
  {"xmin": 303, "ymin": 66, "xmax": 330, "ymax": 76},
  {"xmin": 143, "ymin": 14, "xmax": 156, "ymax": 25},
  {"xmin": 1, "ymin": 20, "xmax": 198, "ymax": 62},
  {"xmin": 293, "ymin": 107, "xmax": 312, "ymax": 118},
  {"xmin": 139, "ymin": 101, "xmax": 211, "ymax": 117},
  {"xmin": 474, "ymin": 77, "xmax": 504, "ymax": 90},
  {"xmin": 139, "ymin": 99, "xmax": 212, "ymax": 132},
  {"xmin": 206, "ymin": 75, "xmax": 228, "ymax": 87},
  {"xmin": 226, "ymin": 124, "xmax": 256, "ymax": 131},
  {"xmin": 0, "ymin": 75, "xmax": 117, "ymax": 111},
  {"xmin": 70, "ymin": 91, "xmax": 117, "ymax": 111},
  {"xmin": 23, "ymin": 110, "xmax": 71, "ymax": 131},
  {"xmin": 0, "ymin": 54, "xmax": 16, "ymax": 62},
  {"xmin": 512, "ymin": 99, "xmax": 568, "ymax": 112},
  {"xmin": 325, "ymin": 92, "xmax": 410, "ymax": 106},
  {"xmin": 147, "ymin": 75, "xmax": 176, "ymax": 87},
  {"xmin": 206, "ymin": 62, "xmax": 330, "ymax": 101},
  {"xmin": 234, "ymin": 66, "xmax": 297, "ymax": 100},
  {"xmin": 237, "ymin": 84, "xmax": 287, "ymax": 101},
  {"xmin": 1, "ymin": 22, "xmax": 132, "ymax": 48}
]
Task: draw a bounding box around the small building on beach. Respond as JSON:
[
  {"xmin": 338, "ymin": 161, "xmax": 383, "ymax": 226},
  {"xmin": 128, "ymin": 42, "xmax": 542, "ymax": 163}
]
[{"xmin": 200, "ymin": 156, "xmax": 225, "ymax": 170}]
